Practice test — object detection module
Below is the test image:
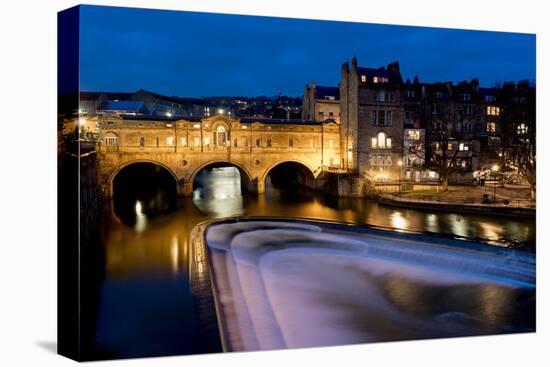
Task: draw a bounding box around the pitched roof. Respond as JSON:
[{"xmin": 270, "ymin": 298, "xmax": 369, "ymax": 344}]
[{"xmin": 98, "ymin": 100, "xmax": 146, "ymax": 112}]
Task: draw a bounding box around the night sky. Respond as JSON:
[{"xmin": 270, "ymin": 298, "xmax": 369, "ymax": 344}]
[{"xmin": 79, "ymin": 5, "xmax": 536, "ymax": 97}]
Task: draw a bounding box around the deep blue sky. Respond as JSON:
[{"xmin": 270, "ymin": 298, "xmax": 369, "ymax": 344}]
[{"xmin": 79, "ymin": 5, "xmax": 536, "ymax": 97}]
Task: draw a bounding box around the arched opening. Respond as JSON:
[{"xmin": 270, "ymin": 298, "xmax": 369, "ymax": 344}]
[
  {"xmin": 191, "ymin": 162, "xmax": 251, "ymax": 216},
  {"xmin": 265, "ymin": 161, "xmax": 316, "ymax": 193},
  {"xmin": 112, "ymin": 162, "xmax": 177, "ymax": 226}
]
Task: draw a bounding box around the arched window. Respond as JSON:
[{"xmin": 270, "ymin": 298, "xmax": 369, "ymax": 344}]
[
  {"xmin": 377, "ymin": 132, "xmax": 386, "ymax": 149},
  {"xmin": 214, "ymin": 125, "xmax": 227, "ymax": 146}
]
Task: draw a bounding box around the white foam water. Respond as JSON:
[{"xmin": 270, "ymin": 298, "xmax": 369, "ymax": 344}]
[{"xmin": 205, "ymin": 221, "xmax": 535, "ymax": 352}]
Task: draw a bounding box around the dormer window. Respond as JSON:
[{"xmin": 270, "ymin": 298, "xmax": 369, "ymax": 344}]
[{"xmin": 361, "ymin": 75, "xmax": 367, "ymax": 82}]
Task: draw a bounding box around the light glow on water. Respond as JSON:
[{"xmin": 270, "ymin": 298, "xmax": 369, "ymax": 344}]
[
  {"xmin": 205, "ymin": 220, "xmax": 535, "ymax": 351},
  {"xmin": 134, "ymin": 200, "xmax": 147, "ymax": 232}
]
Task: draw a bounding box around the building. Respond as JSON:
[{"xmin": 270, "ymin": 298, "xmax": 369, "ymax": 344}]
[
  {"xmin": 339, "ymin": 57, "xmax": 405, "ymax": 181},
  {"xmin": 302, "ymin": 82, "xmax": 341, "ymax": 124}
]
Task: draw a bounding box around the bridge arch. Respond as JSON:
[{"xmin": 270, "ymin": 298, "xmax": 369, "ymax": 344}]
[
  {"xmin": 108, "ymin": 159, "xmax": 179, "ymax": 197},
  {"xmin": 189, "ymin": 160, "xmax": 255, "ymax": 194},
  {"xmin": 109, "ymin": 160, "xmax": 179, "ymax": 223},
  {"xmin": 262, "ymin": 160, "xmax": 317, "ymax": 190}
]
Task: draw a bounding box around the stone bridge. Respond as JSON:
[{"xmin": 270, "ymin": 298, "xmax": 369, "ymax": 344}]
[{"xmin": 96, "ymin": 115, "xmax": 341, "ymax": 198}]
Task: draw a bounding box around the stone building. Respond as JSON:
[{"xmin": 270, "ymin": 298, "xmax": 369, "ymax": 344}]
[
  {"xmin": 302, "ymin": 81, "xmax": 341, "ymax": 124},
  {"xmin": 339, "ymin": 57, "xmax": 405, "ymax": 181}
]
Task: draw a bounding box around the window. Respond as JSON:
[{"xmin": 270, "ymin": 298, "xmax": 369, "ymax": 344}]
[
  {"xmin": 289, "ymin": 139, "xmax": 294, "ymax": 147},
  {"xmin": 448, "ymin": 143, "xmax": 453, "ymax": 151},
  {"xmin": 267, "ymin": 139, "xmax": 272, "ymax": 147},
  {"xmin": 376, "ymin": 91, "xmax": 385, "ymax": 102},
  {"xmin": 487, "ymin": 122, "xmax": 496, "ymax": 133},
  {"xmin": 309, "ymin": 139, "xmax": 314, "ymax": 148},
  {"xmin": 193, "ymin": 136, "xmax": 201, "ymax": 147},
  {"xmin": 361, "ymin": 75, "xmax": 367, "ymax": 82},
  {"xmin": 405, "ymin": 90, "xmax": 415, "ymax": 98},
  {"xmin": 517, "ymin": 123, "xmax": 528, "ymax": 135},
  {"xmin": 464, "ymin": 105, "xmax": 473, "ymax": 115},
  {"xmin": 407, "ymin": 130, "xmax": 420, "ymax": 140},
  {"xmin": 166, "ymin": 136, "xmax": 174, "ymax": 146},
  {"xmin": 463, "ymin": 93, "xmax": 471, "ymax": 101},
  {"xmin": 459, "ymin": 143, "xmax": 469, "ymax": 151},
  {"xmin": 378, "ymin": 110, "xmax": 385, "ymax": 125},
  {"xmin": 329, "ymin": 112, "xmax": 334, "ymax": 118},
  {"xmin": 319, "ymin": 111, "xmax": 324, "ymax": 119},
  {"xmin": 139, "ymin": 137, "xmax": 145, "ymax": 147},
  {"xmin": 244, "ymin": 138, "xmax": 249, "ymax": 147},
  {"xmin": 193, "ymin": 123, "xmax": 201, "ymax": 129},
  {"xmin": 485, "ymin": 95, "xmax": 496, "ymax": 103},
  {"xmin": 328, "ymin": 139, "xmax": 334, "ymax": 148},
  {"xmin": 204, "ymin": 137, "xmax": 210, "ymax": 146},
  {"xmin": 386, "ymin": 111, "xmax": 392, "ymax": 125},
  {"xmin": 104, "ymin": 134, "xmax": 118, "ymax": 146},
  {"xmin": 371, "ymin": 110, "xmax": 377, "ymax": 125},
  {"xmin": 432, "ymin": 104, "xmax": 441, "ymax": 114},
  {"xmin": 372, "ymin": 132, "xmax": 392, "ymax": 149},
  {"xmin": 180, "ymin": 137, "xmax": 187, "ymax": 146},
  {"xmin": 234, "ymin": 138, "xmax": 238, "ymax": 147},
  {"xmin": 487, "ymin": 106, "xmax": 500, "ymax": 116},
  {"xmin": 256, "ymin": 138, "xmax": 261, "ymax": 147},
  {"xmin": 216, "ymin": 126, "xmax": 227, "ymax": 146}
]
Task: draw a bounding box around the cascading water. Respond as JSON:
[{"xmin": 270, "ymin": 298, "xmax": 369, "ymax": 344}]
[{"xmin": 205, "ymin": 220, "xmax": 535, "ymax": 351}]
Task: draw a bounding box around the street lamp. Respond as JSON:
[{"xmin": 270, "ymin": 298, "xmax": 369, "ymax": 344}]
[{"xmin": 491, "ymin": 164, "xmax": 500, "ymax": 205}]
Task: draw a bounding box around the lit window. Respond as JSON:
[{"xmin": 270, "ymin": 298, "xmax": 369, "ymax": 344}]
[
  {"xmin": 371, "ymin": 138, "xmax": 377, "ymax": 148},
  {"xmin": 193, "ymin": 123, "xmax": 201, "ymax": 129},
  {"xmin": 407, "ymin": 130, "xmax": 420, "ymax": 140},
  {"xmin": 204, "ymin": 137, "xmax": 210, "ymax": 146},
  {"xmin": 386, "ymin": 138, "xmax": 392, "ymax": 149},
  {"xmin": 487, "ymin": 106, "xmax": 500, "ymax": 116},
  {"xmin": 104, "ymin": 135, "xmax": 118, "ymax": 146},
  {"xmin": 448, "ymin": 143, "xmax": 453, "ymax": 151},
  {"xmin": 487, "ymin": 122, "xmax": 496, "ymax": 133},
  {"xmin": 194, "ymin": 136, "xmax": 200, "ymax": 147},
  {"xmin": 242, "ymin": 125, "xmax": 248, "ymax": 129},
  {"xmin": 377, "ymin": 132, "xmax": 387, "ymax": 149},
  {"xmin": 361, "ymin": 75, "xmax": 367, "ymax": 82},
  {"xmin": 373, "ymin": 76, "xmax": 379, "ymax": 83},
  {"xmin": 180, "ymin": 137, "xmax": 187, "ymax": 146},
  {"xmin": 459, "ymin": 143, "xmax": 469, "ymax": 151},
  {"xmin": 517, "ymin": 123, "xmax": 528, "ymax": 135},
  {"xmin": 166, "ymin": 136, "xmax": 174, "ymax": 146}
]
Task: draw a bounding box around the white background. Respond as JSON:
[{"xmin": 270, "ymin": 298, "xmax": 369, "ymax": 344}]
[{"xmin": 0, "ymin": 0, "xmax": 547, "ymax": 365}]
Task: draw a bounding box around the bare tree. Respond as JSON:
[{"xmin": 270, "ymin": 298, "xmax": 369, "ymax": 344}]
[
  {"xmin": 414, "ymin": 104, "xmax": 462, "ymax": 191},
  {"xmin": 509, "ymin": 126, "xmax": 536, "ymax": 199}
]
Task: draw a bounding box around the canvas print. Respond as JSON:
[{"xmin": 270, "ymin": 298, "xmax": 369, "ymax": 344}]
[{"xmin": 57, "ymin": 5, "xmax": 536, "ymax": 361}]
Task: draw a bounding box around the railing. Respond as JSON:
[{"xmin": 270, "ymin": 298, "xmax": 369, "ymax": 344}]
[{"xmin": 378, "ymin": 192, "xmax": 536, "ymax": 209}]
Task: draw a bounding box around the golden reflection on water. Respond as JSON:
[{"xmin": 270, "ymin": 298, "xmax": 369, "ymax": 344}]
[{"xmin": 103, "ymin": 167, "xmax": 534, "ymax": 280}]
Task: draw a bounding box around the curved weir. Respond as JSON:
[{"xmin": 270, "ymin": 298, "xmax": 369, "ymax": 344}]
[{"xmin": 204, "ymin": 220, "xmax": 535, "ymax": 352}]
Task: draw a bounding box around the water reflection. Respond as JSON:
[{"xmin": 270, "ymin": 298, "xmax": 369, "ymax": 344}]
[{"xmin": 93, "ymin": 166, "xmax": 536, "ymax": 358}]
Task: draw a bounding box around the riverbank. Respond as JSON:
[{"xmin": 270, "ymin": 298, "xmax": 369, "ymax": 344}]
[{"xmin": 377, "ymin": 194, "xmax": 536, "ymax": 219}]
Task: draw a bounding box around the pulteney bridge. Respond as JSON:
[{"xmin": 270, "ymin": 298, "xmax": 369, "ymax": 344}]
[{"xmin": 96, "ymin": 115, "xmax": 341, "ymax": 198}]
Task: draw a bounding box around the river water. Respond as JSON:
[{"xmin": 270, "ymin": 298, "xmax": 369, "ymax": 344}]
[{"xmin": 89, "ymin": 167, "xmax": 535, "ymax": 359}]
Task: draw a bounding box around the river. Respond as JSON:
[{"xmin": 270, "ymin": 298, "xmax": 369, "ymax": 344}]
[{"xmin": 87, "ymin": 166, "xmax": 535, "ymax": 359}]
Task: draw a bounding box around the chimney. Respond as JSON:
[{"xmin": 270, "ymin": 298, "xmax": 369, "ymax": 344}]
[
  {"xmin": 387, "ymin": 61, "xmax": 400, "ymax": 75},
  {"xmin": 351, "ymin": 56, "xmax": 358, "ymax": 70}
]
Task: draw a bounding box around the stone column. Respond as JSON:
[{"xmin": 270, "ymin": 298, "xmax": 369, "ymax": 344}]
[{"xmin": 248, "ymin": 178, "xmax": 265, "ymax": 194}]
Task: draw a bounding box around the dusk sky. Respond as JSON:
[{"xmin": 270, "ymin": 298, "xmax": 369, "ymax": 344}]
[{"xmin": 79, "ymin": 5, "xmax": 536, "ymax": 97}]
